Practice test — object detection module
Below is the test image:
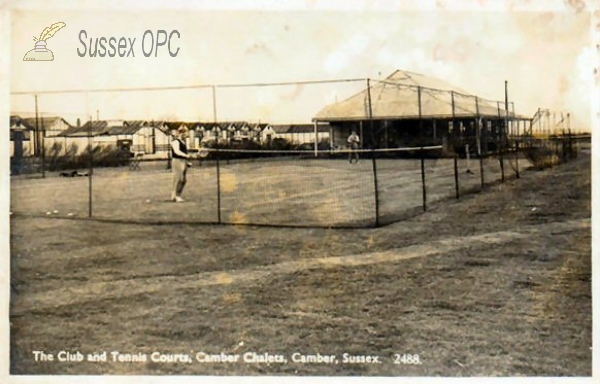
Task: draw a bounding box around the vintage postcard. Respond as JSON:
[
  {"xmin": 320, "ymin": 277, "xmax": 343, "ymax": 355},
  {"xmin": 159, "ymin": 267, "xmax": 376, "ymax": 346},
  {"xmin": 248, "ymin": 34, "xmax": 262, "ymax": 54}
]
[{"xmin": 2, "ymin": 0, "xmax": 597, "ymax": 383}]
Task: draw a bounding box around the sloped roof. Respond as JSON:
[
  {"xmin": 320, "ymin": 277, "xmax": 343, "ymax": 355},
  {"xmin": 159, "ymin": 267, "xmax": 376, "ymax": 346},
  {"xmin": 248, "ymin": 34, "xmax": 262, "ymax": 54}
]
[
  {"xmin": 58, "ymin": 121, "xmax": 108, "ymax": 137},
  {"xmin": 271, "ymin": 124, "xmax": 291, "ymax": 134},
  {"xmin": 196, "ymin": 122, "xmax": 217, "ymax": 130},
  {"xmin": 163, "ymin": 121, "xmax": 192, "ymax": 131},
  {"xmin": 58, "ymin": 120, "xmax": 154, "ymax": 137},
  {"xmin": 313, "ymin": 69, "xmax": 513, "ymax": 121},
  {"xmin": 251, "ymin": 123, "xmax": 269, "ymax": 131},
  {"xmin": 104, "ymin": 120, "xmax": 148, "ymax": 135},
  {"xmin": 22, "ymin": 117, "xmax": 71, "ymax": 130},
  {"xmin": 271, "ymin": 124, "xmax": 330, "ymax": 134}
]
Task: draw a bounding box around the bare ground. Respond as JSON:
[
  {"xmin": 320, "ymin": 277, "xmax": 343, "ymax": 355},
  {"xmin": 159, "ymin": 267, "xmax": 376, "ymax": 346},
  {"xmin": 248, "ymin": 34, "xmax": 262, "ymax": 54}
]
[{"xmin": 9, "ymin": 153, "xmax": 591, "ymax": 376}]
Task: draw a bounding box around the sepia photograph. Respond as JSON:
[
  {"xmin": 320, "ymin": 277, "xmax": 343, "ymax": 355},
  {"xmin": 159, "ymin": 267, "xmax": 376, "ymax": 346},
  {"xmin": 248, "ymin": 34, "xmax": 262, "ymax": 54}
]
[{"xmin": 2, "ymin": 0, "xmax": 597, "ymax": 382}]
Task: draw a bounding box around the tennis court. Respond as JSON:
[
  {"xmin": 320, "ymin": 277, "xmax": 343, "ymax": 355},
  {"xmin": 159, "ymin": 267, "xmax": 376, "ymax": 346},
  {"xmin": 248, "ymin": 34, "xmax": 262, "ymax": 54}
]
[{"xmin": 10, "ymin": 152, "xmax": 528, "ymax": 228}]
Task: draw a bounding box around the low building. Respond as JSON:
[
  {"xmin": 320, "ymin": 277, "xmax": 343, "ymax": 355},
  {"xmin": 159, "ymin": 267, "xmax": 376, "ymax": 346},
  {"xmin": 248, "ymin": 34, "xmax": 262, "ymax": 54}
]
[
  {"xmin": 313, "ymin": 69, "xmax": 531, "ymax": 154},
  {"xmin": 57, "ymin": 120, "xmax": 170, "ymax": 158}
]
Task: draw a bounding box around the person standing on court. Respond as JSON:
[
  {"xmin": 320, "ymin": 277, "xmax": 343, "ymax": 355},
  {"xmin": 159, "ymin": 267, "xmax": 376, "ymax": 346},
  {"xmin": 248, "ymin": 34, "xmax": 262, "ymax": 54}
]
[
  {"xmin": 347, "ymin": 130, "xmax": 360, "ymax": 164},
  {"xmin": 171, "ymin": 126, "xmax": 193, "ymax": 202}
]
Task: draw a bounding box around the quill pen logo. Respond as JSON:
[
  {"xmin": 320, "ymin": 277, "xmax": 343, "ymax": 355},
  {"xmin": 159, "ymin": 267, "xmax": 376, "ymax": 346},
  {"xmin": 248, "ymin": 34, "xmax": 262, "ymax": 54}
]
[{"xmin": 23, "ymin": 22, "xmax": 66, "ymax": 61}]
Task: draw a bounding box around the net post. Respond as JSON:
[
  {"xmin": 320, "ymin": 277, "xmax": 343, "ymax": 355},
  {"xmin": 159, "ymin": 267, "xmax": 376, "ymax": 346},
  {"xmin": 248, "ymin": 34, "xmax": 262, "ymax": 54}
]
[{"xmin": 366, "ymin": 78, "xmax": 379, "ymax": 227}]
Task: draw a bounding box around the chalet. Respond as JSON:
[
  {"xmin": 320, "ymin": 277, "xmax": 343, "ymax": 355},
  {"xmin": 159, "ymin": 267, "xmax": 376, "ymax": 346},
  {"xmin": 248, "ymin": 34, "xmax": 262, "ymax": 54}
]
[
  {"xmin": 57, "ymin": 120, "xmax": 170, "ymax": 158},
  {"xmin": 270, "ymin": 124, "xmax": 330, "ymax": 145}
]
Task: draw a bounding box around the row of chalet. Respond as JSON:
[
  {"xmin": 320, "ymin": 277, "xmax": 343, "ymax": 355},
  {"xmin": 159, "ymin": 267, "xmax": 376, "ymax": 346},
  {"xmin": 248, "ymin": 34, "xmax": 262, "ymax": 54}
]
[{"xmin": 10, "ymin": 116, "xmax": 331, "ymax": 159}]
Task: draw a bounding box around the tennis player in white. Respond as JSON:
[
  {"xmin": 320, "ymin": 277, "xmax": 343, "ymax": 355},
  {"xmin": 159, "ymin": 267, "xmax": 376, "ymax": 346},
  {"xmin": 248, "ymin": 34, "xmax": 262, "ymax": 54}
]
[
  {"xmin": 347, "ymin": 130, "xmax": 360, "ymax": 164},
  {"xmin": 170, "ymin": 126, "xmax": 193, "ymax": 202}
]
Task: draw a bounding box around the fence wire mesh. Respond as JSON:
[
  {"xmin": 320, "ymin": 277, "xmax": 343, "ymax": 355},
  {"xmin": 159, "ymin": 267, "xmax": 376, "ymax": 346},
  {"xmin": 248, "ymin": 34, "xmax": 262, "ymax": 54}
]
[{"xmin": 10, "ymin": 78, "xmax": 582, "ymax": 228}]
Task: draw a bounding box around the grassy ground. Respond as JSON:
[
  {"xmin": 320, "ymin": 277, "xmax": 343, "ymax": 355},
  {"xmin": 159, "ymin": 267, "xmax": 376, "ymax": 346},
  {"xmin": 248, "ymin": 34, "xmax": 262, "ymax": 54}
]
[
  {"xmin": 9, "ymin": 155, "xmax": 521, "ymax": 228},
  {"xmin": 9, "ymin": 152, "xmax": 590, "ymax": 376}
]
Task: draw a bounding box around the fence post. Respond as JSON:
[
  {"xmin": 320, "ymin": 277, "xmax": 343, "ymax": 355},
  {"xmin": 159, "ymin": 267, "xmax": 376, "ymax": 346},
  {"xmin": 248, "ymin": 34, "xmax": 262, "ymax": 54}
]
[
  {"xmin": 417, "ymin": 86, "xmax": 427, "ymax": 211},
  {"xmin": 41, "ymin": 114, "xmax": 46, "ymax": 179},
  {"xmin": 372, "ymin": 150, "xmax": 380, "ymax": 227},
  {"xmin": 569, "ymin": 129, "xmax": 574, "ymax": 159},
  {"xmin": 454, "ymin": 154, "xmax": 459, "ymax": 199},
  {"xmin": 366, "ymin": 78, "xmax": 379, "ymax": 227},
  {"xmin": 496, "ymin": 104, "xmax": 505, "ymax": 183},
  {"xmin": 499, "ymin": 139, "xmax": 505, "ymax": 182},
  {"xmin": 450, "ymin": 91, "xmax": 460, "ymax": 198},
  {"xmin": 475, "ymin": 98, "xmax": 484, "ymax": 190},
  {"xmin": 501, "ymin": 81, "xmax": 510, "ymax": 182},
  {"xmin": 88, "ymin": 116, "xmax": 93, "ymax": 218},
  {"xmin": 216, "ymin": 151, "xmax": 222, "ymax": 224},
  {"xmin": 167, "ymin": 135, "xmax": 172, "ymax": 170},
  {"xmin": 34, "ymin": 94, "xmax": 39, "ymax": 157},
  {"xmin": 515, "ymin": 139, "xmax": 520, "ymax": 178},
  {"xmin": 421, "ymin": 148, "xmax": 427, "ymax": 211}
]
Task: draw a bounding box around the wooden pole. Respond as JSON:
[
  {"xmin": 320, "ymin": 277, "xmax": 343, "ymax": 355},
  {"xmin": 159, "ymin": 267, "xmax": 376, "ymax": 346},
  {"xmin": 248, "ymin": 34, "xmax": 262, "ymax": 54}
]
[
  {"xmin": 513, "ymin": 106, "xmax": 520, "ymax": 179},
  {"xmin": 497, "ymin": 88, "xmax": 505, "ymax": 183},
  {"xmin": 314, "ymin": 121, "xmax": 318, "ymax": 157},
  {"xmin": 34, "ymin": 95, "xmax": 46, "ymax": 178},
  {"xmin": 210, "ymin": 87, "xmax": 221, "ymax": 223},
  {"xmin": 475, "ymin": 97, "xmax": 484, "ymax": 189},
  {"xmin": 212, "ymin": 86, "xmax": 218, "ymax": 123},
  {"xmin": 328, "ymin": 123, "xmax": 333, "ymax": 151},
  {"xmin": 418, "ymin": 86, "xmax": 426, "ymax": 212},
  {"xmin": 504, "ymin": 80, "xmax": 510, "ymax": 179},
  {"xmin": 40, "ymin": 114, "xmax": 45, "ymax": 178},
  {"xmin": 367, "ymin": 78, "xmax": 379, "ymax": 227},
  {"xmin": 538, "ymin": 108, "xmax": 544, "ymax": 135},
  {"xmin": 34, "ymin": 95, "xmax": 39, "ymax": 157},
  {"xmin": 450, "ymin": 91, "xmax": 460, "ymax": 196},
  {"xmin": 88, "ymin": 114, "xmax": 93, "ymax": 218}
]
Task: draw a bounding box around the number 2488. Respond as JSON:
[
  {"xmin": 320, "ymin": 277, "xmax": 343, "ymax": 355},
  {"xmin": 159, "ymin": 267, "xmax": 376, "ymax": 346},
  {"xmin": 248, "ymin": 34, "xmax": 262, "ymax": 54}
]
[{"xmin": 394, "ymin": 354, "xmax": 421, "ymax": 365}]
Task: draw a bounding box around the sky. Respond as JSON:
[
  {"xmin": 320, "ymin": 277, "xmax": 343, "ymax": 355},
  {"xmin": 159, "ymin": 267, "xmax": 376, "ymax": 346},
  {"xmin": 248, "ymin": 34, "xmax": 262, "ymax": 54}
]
[{"xmin": 8, "ymin": 1, "xmax": 595, "ymax": 130}]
